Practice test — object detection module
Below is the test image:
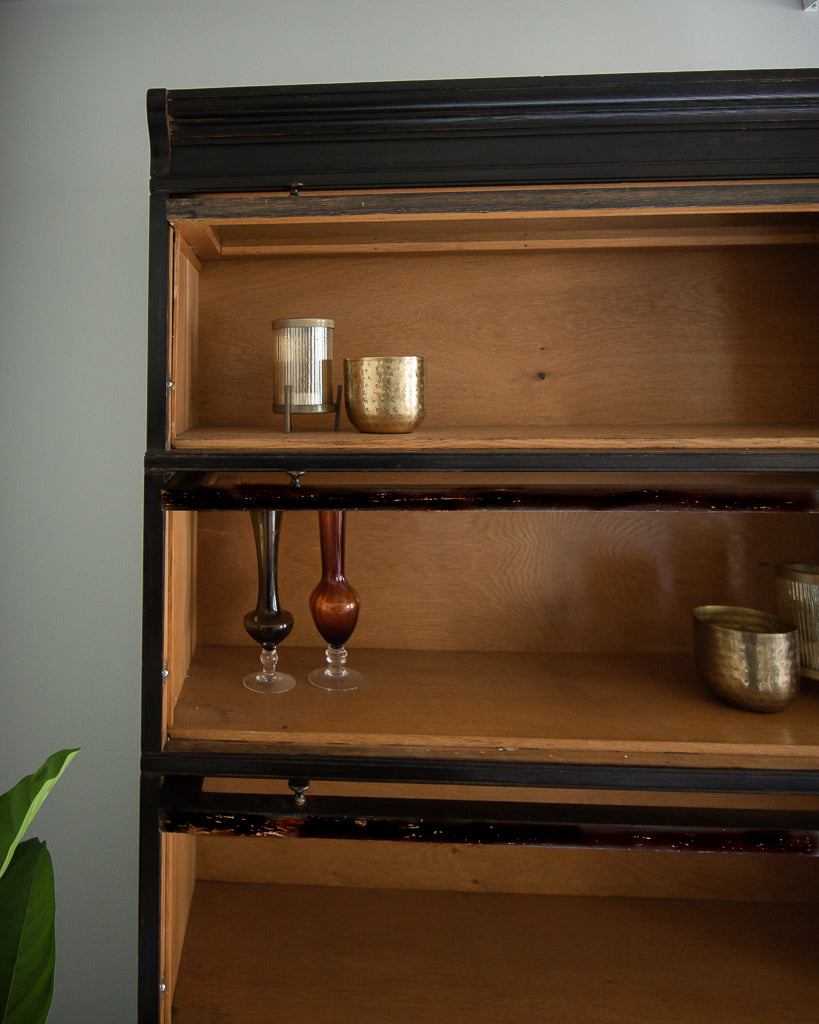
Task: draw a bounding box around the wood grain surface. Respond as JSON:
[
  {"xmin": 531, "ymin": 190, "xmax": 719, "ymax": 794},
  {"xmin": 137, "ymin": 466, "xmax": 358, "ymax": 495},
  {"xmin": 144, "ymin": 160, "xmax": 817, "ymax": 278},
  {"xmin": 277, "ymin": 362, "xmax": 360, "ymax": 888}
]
[
  {"xmin": 170, "ymin": 881, "xmax": 819, "ymax": 1023},
  {"xmin": 168, "ymin": 646, "xmax": 819, "ymax": 768},
  {"xmin": 192, "ymin": 508, "xmax": 819, "ymax": 653},
  {"xmin": 193, "ymin": 833, "xmax": 819, "ymax": 903},
  {"xmin": 171, "ymin": 243, "xmax": 819, "ymax": 437}
]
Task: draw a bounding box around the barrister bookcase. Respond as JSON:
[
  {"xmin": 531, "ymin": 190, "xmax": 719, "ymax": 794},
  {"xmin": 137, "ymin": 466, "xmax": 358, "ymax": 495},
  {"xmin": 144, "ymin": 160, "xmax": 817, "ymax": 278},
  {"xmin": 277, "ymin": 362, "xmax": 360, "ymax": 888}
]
[{"xmin": 141, "ymin": 71, "xmax": 819, "ymax": 1022}]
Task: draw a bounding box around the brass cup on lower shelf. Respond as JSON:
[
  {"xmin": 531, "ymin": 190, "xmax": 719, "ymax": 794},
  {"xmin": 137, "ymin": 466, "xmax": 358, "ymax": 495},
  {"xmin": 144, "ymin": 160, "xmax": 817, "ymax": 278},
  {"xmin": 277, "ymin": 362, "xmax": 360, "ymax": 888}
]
[
  {"xmin": 692, "ymin": 605, "xmax": 799, "ymax": 713},
  {"xmin": 343, "ymin": 356, "xmax": 426, "ymax": 433}
]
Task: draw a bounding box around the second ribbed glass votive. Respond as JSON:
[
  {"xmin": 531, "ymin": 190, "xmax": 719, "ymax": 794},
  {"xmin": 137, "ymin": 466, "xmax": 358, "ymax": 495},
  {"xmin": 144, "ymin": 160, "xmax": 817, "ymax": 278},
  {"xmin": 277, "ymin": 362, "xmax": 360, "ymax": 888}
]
[{"xmin": 775, "ymin": 562, "xmax": 819, "ymax": 680}]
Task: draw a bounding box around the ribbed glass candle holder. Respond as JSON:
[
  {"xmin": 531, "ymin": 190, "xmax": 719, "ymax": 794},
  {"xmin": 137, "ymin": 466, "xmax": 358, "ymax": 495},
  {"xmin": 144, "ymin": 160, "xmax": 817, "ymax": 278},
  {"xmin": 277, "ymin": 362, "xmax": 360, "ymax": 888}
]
[
  {"xmin": 775, "ymin": 562, "xmax": 819, "ymax": 680},
  {"xmin": 272, "ymin": 318, "xmax": 335, "ymax": 413}
]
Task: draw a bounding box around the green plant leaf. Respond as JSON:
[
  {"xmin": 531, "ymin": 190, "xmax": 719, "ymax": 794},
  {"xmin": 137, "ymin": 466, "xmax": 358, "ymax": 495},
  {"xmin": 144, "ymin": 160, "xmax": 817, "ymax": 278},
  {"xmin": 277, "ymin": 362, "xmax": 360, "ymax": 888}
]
[
  {"xmin": 0, "ymin": 838, "xmax": 56, "ymax": 1024},
  {"xmin": 0, "ymin": 748, "xmax": 79, "ymax": 881}
]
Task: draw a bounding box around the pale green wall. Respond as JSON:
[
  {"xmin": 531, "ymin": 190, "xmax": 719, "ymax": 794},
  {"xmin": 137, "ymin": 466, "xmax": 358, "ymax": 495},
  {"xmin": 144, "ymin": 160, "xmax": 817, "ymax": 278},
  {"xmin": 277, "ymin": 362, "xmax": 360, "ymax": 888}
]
[{"xmin": 0, "ymin": 1, "xmax": 817, "ymax": 1020}]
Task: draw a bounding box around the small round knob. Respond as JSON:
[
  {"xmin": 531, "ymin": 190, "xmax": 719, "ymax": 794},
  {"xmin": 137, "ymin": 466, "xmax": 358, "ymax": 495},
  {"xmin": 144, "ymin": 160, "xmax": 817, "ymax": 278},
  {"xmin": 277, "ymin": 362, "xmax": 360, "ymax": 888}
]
[{"xmin": 288, "ymin": 777, "xmax": 310, "ymax": 806}]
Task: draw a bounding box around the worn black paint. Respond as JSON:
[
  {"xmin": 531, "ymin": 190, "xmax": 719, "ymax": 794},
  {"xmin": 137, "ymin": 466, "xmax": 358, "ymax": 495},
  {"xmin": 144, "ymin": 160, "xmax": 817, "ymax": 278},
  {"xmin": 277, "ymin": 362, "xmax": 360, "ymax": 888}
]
[
  {"xmin": 147, "ymin": 70, "xmax": 819, "ymax": 193},
  {"xmin": 160, "ymin": 477, "xmax": 819, "ymax": 513},
  {"xmin": 165, "ymin": 812, "xmax": 818, "ymax": 855},
  {"xmin": 138, "ymin": 775, "xmax": 163, "ymax": 1024},
  {"xmin": 147, "ymin": 450, "xmax": 819, "ymax": 473},
  {"xmin": 157, "ymin": 784, "xmax": 819, "ymax": 854},
  {"xmin": 165, "ymin": 182, "xmax": 819, "ymax": 220},
  {"xmin": 140, "ymin": 475, "xmax": 165, "ymax": 754},
  {"xmin": 144, "ymin": 748, "xmax": 819, "ymax": 796}
]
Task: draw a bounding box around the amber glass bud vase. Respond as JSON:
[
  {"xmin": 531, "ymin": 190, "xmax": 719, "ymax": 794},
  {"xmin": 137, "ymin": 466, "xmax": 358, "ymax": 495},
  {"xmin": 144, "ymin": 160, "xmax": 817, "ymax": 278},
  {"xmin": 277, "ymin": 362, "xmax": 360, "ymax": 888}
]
[
  {"xmin": 242, "ymin": 509, "xmax": 296, "ymax": 694},
  {"xmin": 308, "ymin": 510, "xmax": 364, "ymax": 690}
]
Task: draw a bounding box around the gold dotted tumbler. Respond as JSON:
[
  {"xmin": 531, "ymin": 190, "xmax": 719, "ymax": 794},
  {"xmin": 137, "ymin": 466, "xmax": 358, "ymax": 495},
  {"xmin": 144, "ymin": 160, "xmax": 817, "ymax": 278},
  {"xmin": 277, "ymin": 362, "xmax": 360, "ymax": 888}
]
[{"xmin": 343, "ymin": 356, "xmax": 426, "ymax": 433}]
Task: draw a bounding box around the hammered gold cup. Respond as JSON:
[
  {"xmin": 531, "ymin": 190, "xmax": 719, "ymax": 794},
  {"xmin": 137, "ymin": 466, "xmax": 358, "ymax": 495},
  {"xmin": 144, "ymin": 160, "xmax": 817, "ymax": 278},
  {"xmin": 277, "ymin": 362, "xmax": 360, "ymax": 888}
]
[
  {"xmin": 692, "ymin": 605, "xmax": 799, "ymax": 713},
  {"xmin": 343, "ymin": 356, "xmax": 426, "ymax": 433}
]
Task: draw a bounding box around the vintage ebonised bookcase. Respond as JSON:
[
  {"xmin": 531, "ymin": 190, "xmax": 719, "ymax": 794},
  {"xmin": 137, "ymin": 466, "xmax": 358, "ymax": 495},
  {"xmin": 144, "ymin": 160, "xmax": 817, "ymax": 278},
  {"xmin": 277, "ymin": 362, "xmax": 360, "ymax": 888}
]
[{"xmin": 141, "ymin": 70, "xmax": 819, "ymax": 1022}]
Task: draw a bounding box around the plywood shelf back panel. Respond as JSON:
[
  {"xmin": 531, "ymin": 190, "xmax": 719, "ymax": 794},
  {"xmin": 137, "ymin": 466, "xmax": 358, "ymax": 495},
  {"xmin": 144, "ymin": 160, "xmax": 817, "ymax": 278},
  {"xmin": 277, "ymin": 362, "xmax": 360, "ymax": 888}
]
[
  {"xmin": 171, "ymin": 882, "xmax": 819, "ymax": 1024},
  {"xmin": 164, "ymin": 242, "xmax": 819, "ymax": 438}
]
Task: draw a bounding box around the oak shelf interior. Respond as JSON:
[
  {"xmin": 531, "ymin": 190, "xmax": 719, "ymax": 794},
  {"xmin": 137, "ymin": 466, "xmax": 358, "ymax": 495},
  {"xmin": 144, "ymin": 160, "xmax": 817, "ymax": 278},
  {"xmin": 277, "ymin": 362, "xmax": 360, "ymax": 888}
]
[
  {"xmin": 170, "ymin": 880, "xmax": 819, "ymax": 1024},
  {"xmin": 146, "ymin": 80, "xmax": 819, "ymax": 1024},
  {"xmin": 167, "ymin": 187, "xmax": 819, "ymax": 453},
  {"xmin": 166, "ymin": 646, "xmax": 819, "ymax": 770}
]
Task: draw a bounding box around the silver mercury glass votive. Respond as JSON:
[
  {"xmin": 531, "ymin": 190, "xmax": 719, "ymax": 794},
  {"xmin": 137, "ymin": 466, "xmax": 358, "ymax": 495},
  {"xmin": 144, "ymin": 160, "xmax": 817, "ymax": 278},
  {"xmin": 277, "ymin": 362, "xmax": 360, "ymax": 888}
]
[{"xmin": 272, "ymin": 318, "xmax": 335, "ymax": 414}]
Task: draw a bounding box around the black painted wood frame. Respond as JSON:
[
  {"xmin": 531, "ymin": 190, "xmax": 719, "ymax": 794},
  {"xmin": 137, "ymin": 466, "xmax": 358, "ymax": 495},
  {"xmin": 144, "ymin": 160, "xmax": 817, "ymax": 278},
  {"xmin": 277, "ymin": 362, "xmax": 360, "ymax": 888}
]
[
  {"xmin": 141, "ymin": 66, "xmax": 819, "ymax": 759},
  {"xmin": 140, "ymin": 70, "xmax": 819, "ymax": 1023},
  {"xmin": 147, "ymin": 69, "xmax": 819, "ymax": 193},
  {"xmin": 141, "ymin": 63, "xmax": 819, "ymax": 816}
]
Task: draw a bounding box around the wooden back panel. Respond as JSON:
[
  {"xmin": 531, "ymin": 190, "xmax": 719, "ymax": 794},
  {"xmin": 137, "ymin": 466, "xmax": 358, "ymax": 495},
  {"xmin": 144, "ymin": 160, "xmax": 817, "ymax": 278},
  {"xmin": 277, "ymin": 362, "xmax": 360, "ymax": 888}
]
[
  {"xmin": 193, "ymin": 832, "xmax": 819, "ymax": 904},
  {"xmin": 194, "ymin": 507, "xmax": 819, "ymax": 653},
  {"xmin": 190, "ymin": 244, "xmax": 819, "ymax": 433}
]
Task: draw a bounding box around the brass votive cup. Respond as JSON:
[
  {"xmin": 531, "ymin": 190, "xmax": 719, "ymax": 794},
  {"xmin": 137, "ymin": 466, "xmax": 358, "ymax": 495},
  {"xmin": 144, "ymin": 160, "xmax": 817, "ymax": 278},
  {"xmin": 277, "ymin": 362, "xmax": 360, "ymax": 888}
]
[
  {"xmin": 692, "ymin": 605, "xmax": 799, "ymax": 713},
  {"xmin": 343, "ymin": 356, "xmax": 426, "ymax": 433}
]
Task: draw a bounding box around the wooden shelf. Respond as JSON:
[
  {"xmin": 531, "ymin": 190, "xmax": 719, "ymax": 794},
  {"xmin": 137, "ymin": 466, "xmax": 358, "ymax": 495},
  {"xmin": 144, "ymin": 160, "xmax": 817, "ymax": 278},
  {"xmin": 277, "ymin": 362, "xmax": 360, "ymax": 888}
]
[
  {"xmin": 167, "ymin": 213, "xmax": 819, "ymax": 464},
  {"xmin": 163, "ymin": 424, "xmax": 819, "ymax": 476},
  {"xmin": 167, "ymin": 647, "xmax": 819, "ymax": 771},
  {"xmin": 171, "ymin": 881, "xmax": 819, "ymax": 1023},
  {"xmin": 171, "ymin": 424, "xmax": 819, "ymax": 453}
]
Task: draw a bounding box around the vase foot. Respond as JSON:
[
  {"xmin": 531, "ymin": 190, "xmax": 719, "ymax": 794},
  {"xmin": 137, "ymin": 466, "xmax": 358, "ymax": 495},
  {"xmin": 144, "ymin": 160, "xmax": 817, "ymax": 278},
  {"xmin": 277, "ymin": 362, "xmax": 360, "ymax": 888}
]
[
  {"xmin": 308, "ymin": 666, "xmax": 364, "ymax": 691},
  {"xmin": 243, "ymin": 670, "xmax": 297, "ymax": 694},
  {"xmin": 243, "ymin": 645, "xmax": 296, "ymax": 694}
]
